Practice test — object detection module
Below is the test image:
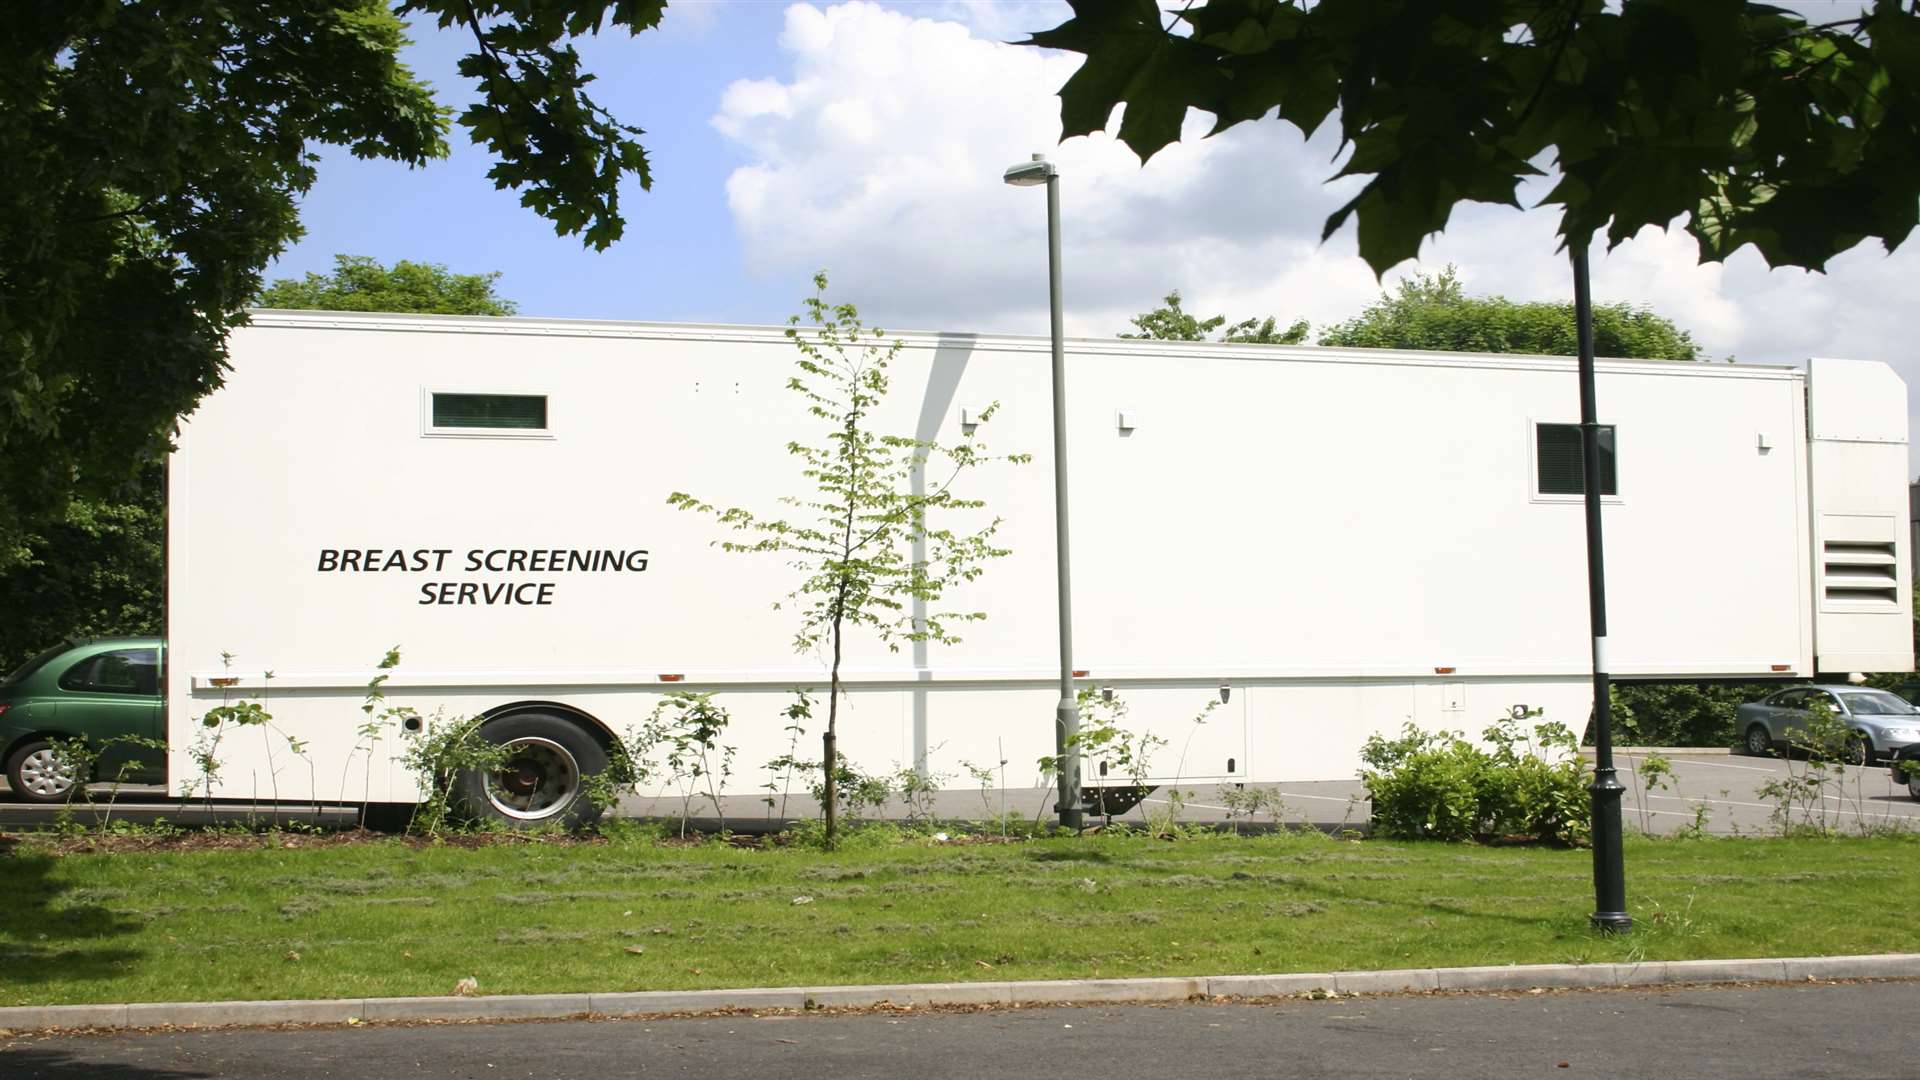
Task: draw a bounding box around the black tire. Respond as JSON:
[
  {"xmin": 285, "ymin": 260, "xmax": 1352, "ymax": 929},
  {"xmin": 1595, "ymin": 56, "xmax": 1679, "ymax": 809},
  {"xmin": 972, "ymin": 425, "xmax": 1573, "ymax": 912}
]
[
  {"xmin": 1743, "ymin": 724, "xmax": 1773, "ymax": 757},
  {"xmin": 1906, "ymin": 762, "xmax": 1920, "ymax": 802},
  {"xmin": 1841, "ymin": 734, "xmax": 1871, "ymax": 768},
  {"xmin": 5, "ymin": 739, "xmax": 81, "ymax": 804},
  {"xmin": 452, "ymin": 713, "xmax": 608, "ymax": 829}
]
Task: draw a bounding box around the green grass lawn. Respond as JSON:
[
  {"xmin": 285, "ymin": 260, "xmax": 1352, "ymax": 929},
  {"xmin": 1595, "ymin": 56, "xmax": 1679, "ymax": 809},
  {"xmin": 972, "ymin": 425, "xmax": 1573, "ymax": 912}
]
[{"xmin": 4, "ymin": 828, "xmax": 1914, "ymax": 1006}]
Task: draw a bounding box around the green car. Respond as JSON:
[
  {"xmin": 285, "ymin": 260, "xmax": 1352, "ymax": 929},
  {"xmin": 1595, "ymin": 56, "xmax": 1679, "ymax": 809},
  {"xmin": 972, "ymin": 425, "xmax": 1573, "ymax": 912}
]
[{"xmin": 1, "ymin": 637, "xmax": 166, "ymax": 802}]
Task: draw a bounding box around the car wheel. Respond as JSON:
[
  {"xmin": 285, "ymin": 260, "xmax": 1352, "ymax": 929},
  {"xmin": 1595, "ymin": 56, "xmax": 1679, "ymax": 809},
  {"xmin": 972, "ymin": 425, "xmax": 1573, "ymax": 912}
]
[
  {"xmin": 1841, "ymin": 734, "xmax": 1871, "ymax": 768},
  {"xmin": 1743, "ymin": 724, "xmax": 1773, "ymax": 757},
  {"xmin": 6, "ymin": 739, "xmax": 81, "ymax": 804},
  {"xmin": 1907, "ymin": 763, "xmax": 1920, "ymax": 802},
  {"xmin": 452, "ymin": 713, "xmax": 608, "ymax": 829}
]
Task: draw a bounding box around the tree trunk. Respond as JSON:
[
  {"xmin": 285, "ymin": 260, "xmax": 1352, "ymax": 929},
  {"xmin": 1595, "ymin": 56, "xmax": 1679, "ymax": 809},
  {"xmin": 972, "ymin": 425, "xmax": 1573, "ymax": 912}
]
[
  {"xmin": 824, "ymin": 601, "xmax": 844, "ymax": 847},
  {"xmin": 824, "ymin": 409, "xmax": 857, "ymax": 848}
]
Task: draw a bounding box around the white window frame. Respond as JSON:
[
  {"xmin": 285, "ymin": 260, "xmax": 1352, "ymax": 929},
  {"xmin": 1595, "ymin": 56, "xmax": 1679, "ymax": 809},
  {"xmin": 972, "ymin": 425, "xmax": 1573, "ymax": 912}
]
[
  {"xmin": 420, "ymin": 388, "xmax": 555, "ymax": 440},
  {"xmin": 1527, "ymin": 418, "xmax": 1623, "ymax": 505}
]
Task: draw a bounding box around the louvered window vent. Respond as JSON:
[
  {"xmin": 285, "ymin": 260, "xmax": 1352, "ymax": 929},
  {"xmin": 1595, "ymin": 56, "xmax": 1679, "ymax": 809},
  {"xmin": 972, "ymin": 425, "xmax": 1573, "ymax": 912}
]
[{"xmin": 1822, "ymin": 540, "xmax": 1898, "ymax": 606}]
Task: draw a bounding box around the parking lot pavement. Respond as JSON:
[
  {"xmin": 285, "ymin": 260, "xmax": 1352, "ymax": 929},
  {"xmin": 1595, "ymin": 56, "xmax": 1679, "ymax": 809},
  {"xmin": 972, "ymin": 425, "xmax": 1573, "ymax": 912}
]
[
  {"xmin": 618, "ymin": 750, "xmax": 1920, "ymax": 836},
  {"xmin": 6, "ymin": 751, "xmax": 1915, "ymax": 837},
  {"xmin": 1603, "ymin": 750, "xmax": 1920, "ymax": 835}
]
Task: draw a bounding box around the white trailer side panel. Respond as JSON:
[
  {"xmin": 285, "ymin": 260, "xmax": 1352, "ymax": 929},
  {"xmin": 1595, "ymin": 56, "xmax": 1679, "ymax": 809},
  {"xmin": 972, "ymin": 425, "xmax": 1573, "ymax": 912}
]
[{"xmin": 164, "ymin": 313, "xmax": 1878, "ymax": 799}]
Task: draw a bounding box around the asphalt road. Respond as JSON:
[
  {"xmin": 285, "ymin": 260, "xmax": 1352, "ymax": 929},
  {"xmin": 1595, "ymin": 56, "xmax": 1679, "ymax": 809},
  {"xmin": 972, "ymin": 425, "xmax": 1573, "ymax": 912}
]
[
  {"xmin": 6, "ymin": 749, "xmax": 1917, "ymax": 836},
  {"xmin": 4, "ymin": 982, "xmax": 1914, "ymax": 1079}
]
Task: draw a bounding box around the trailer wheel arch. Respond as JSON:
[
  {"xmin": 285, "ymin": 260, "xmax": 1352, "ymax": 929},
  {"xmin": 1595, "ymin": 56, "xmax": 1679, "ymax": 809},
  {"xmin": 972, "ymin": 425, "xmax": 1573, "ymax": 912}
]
[{"xmin": 474, "ymin": 700, "xmax": 618, "ymax": 751}]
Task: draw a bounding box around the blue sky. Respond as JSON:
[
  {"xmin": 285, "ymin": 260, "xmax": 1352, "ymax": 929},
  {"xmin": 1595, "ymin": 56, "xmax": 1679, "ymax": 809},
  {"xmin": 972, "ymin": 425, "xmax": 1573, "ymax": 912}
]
[{"xmin": 272, "ymin": 3, "xmax": 799, "ymax": 324}]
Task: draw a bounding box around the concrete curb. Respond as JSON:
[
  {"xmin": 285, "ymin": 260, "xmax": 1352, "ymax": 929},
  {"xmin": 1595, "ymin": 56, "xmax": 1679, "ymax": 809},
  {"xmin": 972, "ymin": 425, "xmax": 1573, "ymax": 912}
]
[{"xmin": 4, "ymin": 954, "xmax": 1916, "ymax": 1033}]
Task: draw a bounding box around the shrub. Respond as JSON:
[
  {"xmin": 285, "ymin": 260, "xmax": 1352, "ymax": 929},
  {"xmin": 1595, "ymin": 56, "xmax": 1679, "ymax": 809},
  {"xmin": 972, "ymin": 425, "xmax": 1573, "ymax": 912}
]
[{"xmin": 1361, "ymin": 719, "xmax": 1590, "ymax": 844}]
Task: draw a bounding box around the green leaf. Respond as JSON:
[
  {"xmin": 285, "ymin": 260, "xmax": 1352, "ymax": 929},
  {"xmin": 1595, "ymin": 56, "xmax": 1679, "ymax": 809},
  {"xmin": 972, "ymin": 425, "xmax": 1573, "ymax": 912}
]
[{"xmin": 1025, "ymin": 0, "xmax": 1920, "ymax": 276}]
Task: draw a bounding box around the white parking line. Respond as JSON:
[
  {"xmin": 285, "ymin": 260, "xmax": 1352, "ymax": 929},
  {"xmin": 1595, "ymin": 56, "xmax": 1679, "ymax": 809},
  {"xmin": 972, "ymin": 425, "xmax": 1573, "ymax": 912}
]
[
  {"xmin": 1657, "ymin": 759, "xmax": 1777, "ymax": 773},
  {"xmin": 1637, "ymin": 791, "xmax": 1920, "ymax": 816},
  {"xmin": 1142, "ymin": 790, "xmax": 1364, "ymax": 812},
  {"xmin": 1141, "ymin": 798, "xmax": 1232, "ymax": 812},
  {"xmin": 1658, "ymin": 756, "xmax": 1897, "ymax": 779}
]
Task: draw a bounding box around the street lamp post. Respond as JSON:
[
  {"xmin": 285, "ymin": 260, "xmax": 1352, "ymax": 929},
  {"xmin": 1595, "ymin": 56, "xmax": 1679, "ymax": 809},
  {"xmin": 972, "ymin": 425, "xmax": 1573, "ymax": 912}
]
[
  {"xmin": 1004, "ymin": 153, "xmax": 1084, "ymax": 831},
  {"xmin": 1571, "ymin": 242, "xmax": 1632, "ymax": 932}
]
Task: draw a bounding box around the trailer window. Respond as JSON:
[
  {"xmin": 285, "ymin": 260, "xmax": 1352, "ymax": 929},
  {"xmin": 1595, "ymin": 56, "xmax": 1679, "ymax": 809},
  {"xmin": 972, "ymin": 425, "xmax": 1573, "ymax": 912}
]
[
  {"xmin": 429, "ymin": 393, "xmax": 548, "ymax": 432},
  {"xmin": 1536, "ymin": 423, "xmax": 1616, "ymax": 496}
]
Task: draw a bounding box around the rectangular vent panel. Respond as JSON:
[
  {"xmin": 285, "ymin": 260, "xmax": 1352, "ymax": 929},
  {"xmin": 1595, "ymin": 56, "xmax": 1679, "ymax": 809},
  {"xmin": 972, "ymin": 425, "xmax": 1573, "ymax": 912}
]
[{"xmin": 1822, "ymin": 540, "xmax": 1899, "ymax": 606}]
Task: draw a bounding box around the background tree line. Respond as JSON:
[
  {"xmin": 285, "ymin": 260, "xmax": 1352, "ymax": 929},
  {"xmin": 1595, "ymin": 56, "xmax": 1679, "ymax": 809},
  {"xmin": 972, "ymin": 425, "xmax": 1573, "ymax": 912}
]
[{"xmin": 1123, "ymin": 266, "xmax": 1701, "ymax": 361}]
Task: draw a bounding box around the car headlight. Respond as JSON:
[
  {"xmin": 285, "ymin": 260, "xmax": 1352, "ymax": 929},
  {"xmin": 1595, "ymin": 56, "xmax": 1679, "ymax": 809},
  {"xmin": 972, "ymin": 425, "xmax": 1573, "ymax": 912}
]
[{"xmin": 1884, "ymin": 726, "xmax": 1920, "ymax": 740}]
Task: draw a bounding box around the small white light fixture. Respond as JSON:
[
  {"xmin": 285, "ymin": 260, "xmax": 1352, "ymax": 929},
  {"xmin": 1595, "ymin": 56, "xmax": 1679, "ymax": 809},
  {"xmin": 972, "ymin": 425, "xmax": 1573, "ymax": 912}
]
[
  {"xmin": 1116, "ymin": 410, "xmax": 1136, "ymax": 432},
  {"xmin": 1218, "ymin": 684, "xmax": 1232, "ymax": 704},
  {"xmin": 1002, "ymin": 155, "xmax": 1057, "ymax": 186},
  {"xmin": 1756, "ymin": 431, "xmax": 1772, "ymax": 453},
  {"xmin": 959, "ymin": 406, "xmax": 981, "ymax": 432}
]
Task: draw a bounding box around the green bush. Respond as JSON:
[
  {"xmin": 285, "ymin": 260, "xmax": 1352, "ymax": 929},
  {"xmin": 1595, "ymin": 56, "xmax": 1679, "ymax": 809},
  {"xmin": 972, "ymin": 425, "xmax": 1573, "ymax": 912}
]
[
  {"xmin": 1604, "ymin": 683, "xmax": 1768, "ymax": 748},
  {"xmin": 1361, "ymin": 719, "xmax": 1590, "ymax": 844}
]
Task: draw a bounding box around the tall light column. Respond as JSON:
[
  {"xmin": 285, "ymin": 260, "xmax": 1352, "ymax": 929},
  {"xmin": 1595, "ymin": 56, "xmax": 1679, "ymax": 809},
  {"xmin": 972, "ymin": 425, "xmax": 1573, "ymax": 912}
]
[{"xmin": 1004, "ymin": 153, "xmax": 1084, "ymax": 831}]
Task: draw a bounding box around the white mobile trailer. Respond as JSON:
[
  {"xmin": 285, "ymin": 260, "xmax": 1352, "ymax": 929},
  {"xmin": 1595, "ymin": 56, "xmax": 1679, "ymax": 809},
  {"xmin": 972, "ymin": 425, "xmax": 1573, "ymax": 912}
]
[{"xmin": 166, "ymin": 311, "xmax": 1912, "ymax": 820}]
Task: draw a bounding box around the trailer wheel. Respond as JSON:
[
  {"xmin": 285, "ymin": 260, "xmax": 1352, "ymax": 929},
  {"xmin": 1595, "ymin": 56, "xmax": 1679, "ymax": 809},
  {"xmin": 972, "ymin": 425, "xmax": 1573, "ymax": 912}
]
[{"xmin": 454, "ymin": 714, "xmax": 608, "ymax": 829}]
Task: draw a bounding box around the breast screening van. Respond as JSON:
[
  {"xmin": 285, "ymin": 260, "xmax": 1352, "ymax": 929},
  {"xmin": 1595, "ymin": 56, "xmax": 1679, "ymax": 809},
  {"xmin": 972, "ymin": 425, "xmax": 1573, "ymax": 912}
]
[{"xmin": 164, "ymin": 310, "xmax": 1914, "ymax": 823}]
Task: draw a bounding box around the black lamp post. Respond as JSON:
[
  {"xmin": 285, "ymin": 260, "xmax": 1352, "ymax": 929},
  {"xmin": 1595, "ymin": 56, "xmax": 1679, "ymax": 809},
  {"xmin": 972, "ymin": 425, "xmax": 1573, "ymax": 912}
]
[{"xmin": 1572, "ymin": 241, "xmax": 1632, "ymax": 933}]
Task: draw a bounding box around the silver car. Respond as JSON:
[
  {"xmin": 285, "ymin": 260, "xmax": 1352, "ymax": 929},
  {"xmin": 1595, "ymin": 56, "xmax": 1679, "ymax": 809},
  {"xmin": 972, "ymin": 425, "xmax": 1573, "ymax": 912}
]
[{"xmin": 1737, "ymin": 685, "xmax": 1920, "ymax": 765}]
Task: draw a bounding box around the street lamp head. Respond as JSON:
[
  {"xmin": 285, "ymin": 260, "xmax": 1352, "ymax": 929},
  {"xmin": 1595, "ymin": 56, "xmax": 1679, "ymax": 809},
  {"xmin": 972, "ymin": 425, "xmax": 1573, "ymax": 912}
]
[{"xmin": 1003, "ymin": 154, "xmax": 1057, "ymax": 187}]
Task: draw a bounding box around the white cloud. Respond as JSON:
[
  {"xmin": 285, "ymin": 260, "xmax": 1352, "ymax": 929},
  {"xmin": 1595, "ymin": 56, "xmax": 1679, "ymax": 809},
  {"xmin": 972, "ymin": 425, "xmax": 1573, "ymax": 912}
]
[
  {"xmin": 717, "ymin": 2, "xmax": 1920, "ymax": 469},
  {"xmin": 714, "ymin": 2, "xmax": 1352, "ymax": 336}
]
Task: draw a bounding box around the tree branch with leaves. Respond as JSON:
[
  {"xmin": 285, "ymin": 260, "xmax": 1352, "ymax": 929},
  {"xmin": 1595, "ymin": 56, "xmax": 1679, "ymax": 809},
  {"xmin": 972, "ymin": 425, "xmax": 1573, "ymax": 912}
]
[
  {"xmin": 1120, "ymin": 290, "xmax": 1309, "ymax": 345},
  {"xmin": 1029, "ymin": 1, "xmax": 1920, "ymax": 276},
  {"xmin": 668, "ymin": 272, "xmax": 1025, "ymax": 846}
]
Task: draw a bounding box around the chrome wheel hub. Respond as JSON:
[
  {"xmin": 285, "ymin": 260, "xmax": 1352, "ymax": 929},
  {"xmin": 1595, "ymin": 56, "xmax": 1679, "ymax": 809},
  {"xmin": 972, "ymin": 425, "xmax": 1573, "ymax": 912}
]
[
  {"xmin": 19, "ymin": 748, "xmax": 77, "ymax": 797},
  {"xmin": 483, "ymin": 737, "xmax": 580, "ymax": 821}
]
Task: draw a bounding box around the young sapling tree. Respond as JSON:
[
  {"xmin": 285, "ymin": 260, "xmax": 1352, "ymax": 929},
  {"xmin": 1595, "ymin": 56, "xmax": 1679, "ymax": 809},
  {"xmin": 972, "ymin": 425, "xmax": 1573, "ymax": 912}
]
[{"xmin": 669, "ymin": 272, "xmax": 1023, "ymax": 846}]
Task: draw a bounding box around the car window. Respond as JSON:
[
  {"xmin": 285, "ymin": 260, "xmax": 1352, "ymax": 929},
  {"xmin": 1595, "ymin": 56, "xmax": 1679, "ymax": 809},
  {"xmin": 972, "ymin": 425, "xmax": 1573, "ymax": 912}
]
[
  {"xmin": 1837, "ymin": 690, "xmax": 1919, "ymax": 716},
  {"xmin": 57, "ymin": 649, "xmax": 160, "ymax": 696},
  {"xmin": 3, "ymin": 642, "xmax": 73, "ymax": 687},
  {"xmin": 1771, "ymin": 689, "xmax": 1808, "ymax": 707}
]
